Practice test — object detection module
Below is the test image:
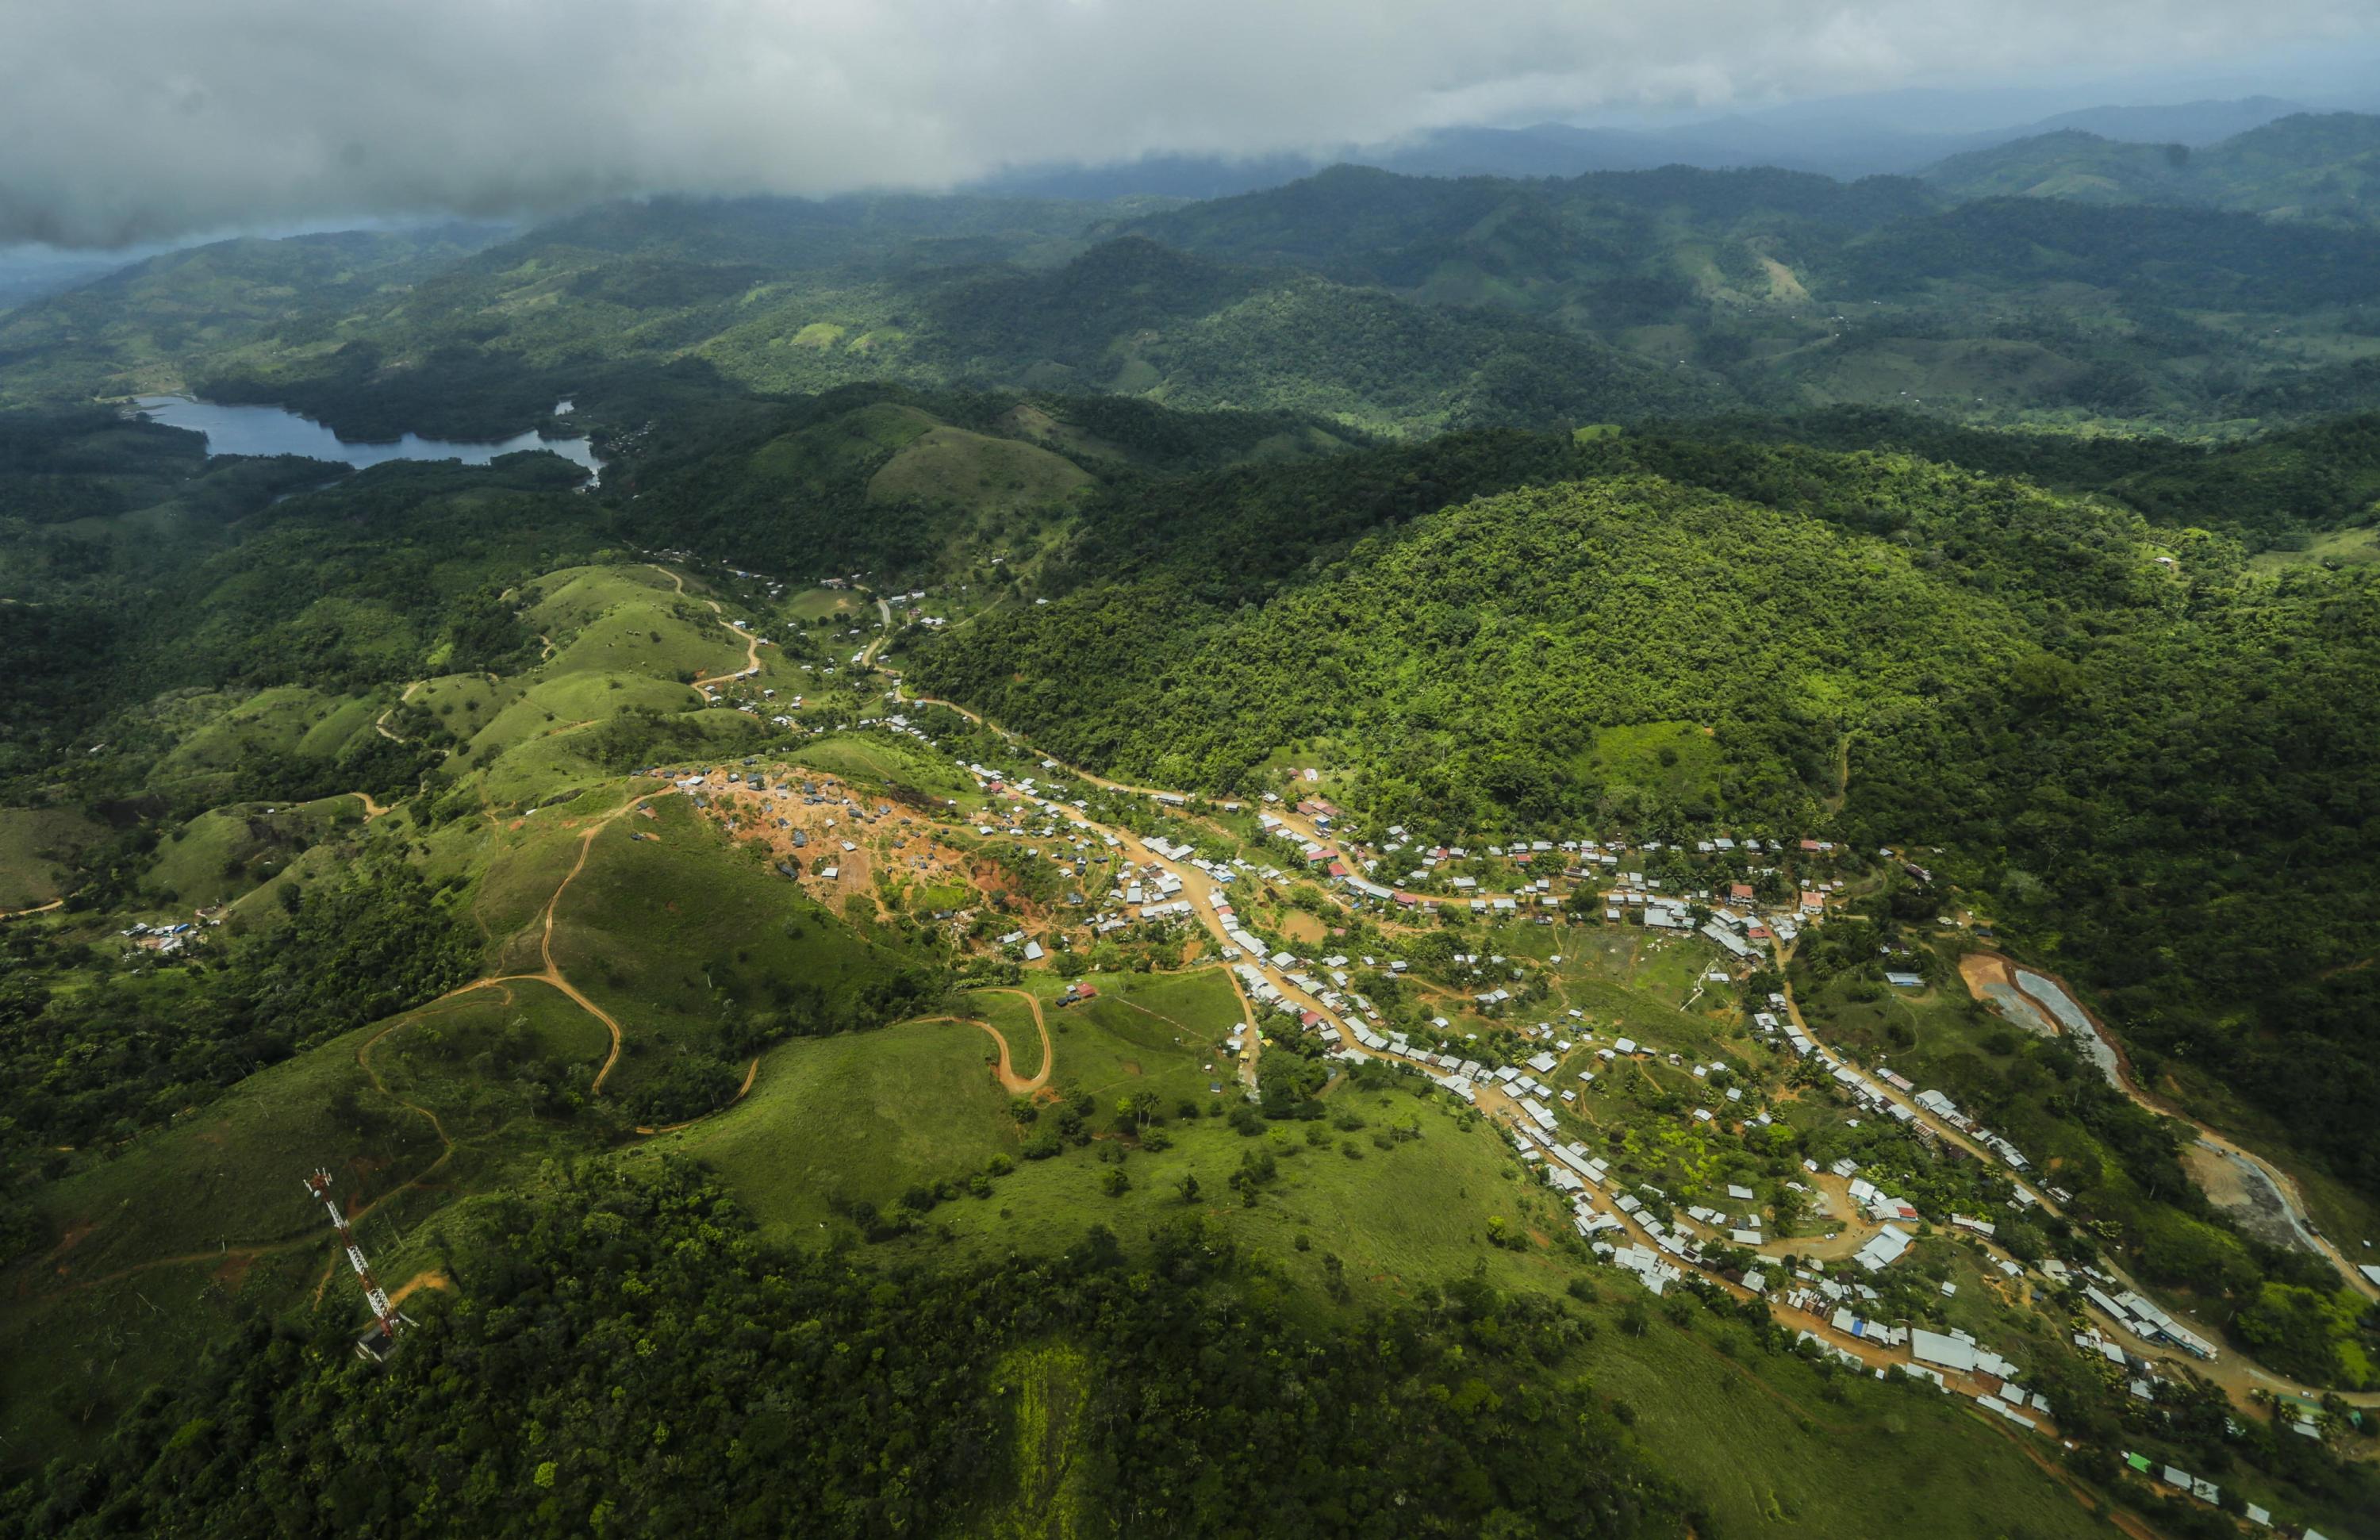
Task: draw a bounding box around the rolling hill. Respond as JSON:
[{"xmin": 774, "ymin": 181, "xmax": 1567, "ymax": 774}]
[
  {"xmin": 4, "ymin": 386, "xmax": 2379, "ymax": 1538},
  {"xmin": 1925, "ymin": 111, "xmax": 2380, "ymax": 225},
  {"xmin": 10, "ymin": 156, "xmax": 2380, "ymax": 447}
]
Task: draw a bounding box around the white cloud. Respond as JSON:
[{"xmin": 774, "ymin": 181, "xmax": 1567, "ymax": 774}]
[{"xmin": 2, "ymin": 0, "xmax": 2371, "ymax": 244}]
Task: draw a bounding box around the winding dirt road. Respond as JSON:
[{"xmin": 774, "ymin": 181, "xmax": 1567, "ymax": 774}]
[
  {"xmin": 651, "ymin": 563, "xmax": 764, "ymax": 696},
  {"xmin": 425, "ymin": 792, "xmax": 658, "ymax": 1093},
  {"xmin": 910, "ymin": 988, "xmax": 1055, "ymax": 1095},
  {"xmin": 373, "ymin": 681, "xmax": 424, "ymax": 744},
  {"xmin": 1960, "ymin": 953, "xmax": 2378, "ymax": 1308}
]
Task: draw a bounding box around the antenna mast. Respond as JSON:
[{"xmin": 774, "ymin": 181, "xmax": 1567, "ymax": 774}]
[{"xmin": 304, "ymin": 1168, "xmax": 407, "ymax": 1359}]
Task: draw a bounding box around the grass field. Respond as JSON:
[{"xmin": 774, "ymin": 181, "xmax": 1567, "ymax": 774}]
[
  {"xmin": 967, "ymin": 989, "xmax": 1048, "ymax": 1081},
  {"xmin": 1576, "ymin": 720, "xmax": 1724, "ymax": 806},
  {"xmin": 547, "ymin": 796, "xmax": 926, "ymax": 1099},
  {"xmin": 865, "ymin": 425, "xmax": 1096, "ymax": 513},
  {"xmin": 667, "ymin": 1018, "xmax": 1019, "ymax": 1235},
  {"xmin": 142, "ymin": 684, "xmax": 370, "ymax": 799},
  {"xmin": 2251, "ymin": 524, "xmax": 2380, "ymax": 570},
  {"xmin": 789, "ymin": 732, "xmax": 981, "ymax": 806},
  {"xmin": 684, "ymin": 1011, "xmax": 2113, "ymax": 1539},
  {"xmin": 747, "ymin": 400, "xmax": 939, "ymax": 488},
  {"xmin": 144, "ymin": 794, "xmax": 367, "ymax": 910},
  {"xmin": 785, "ymin": 586, "xmax": 869, "ymax": 622},
  {"xmin": 0, "ymin": 806, "xmax": 98, "ymax": 908}
]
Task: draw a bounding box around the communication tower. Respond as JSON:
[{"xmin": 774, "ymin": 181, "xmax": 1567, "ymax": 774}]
[{"xmin": 303, "ymin": 1168, "xmax": 410, "ymax": 1360}]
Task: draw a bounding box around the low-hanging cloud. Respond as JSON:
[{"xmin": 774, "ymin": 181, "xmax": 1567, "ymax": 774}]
[{"xmin": 4, "ymin": 0, "xmax": 2372, "ymax": 246}]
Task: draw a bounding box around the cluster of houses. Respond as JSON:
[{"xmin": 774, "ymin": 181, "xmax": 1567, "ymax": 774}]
[
  {"xmin": 120, "ymin": 916, "xmax": 209, "ymax": 955},
  {"xmin": 1247, "ymin": 808, "xmax": 1856, "ymax": 946},
  {"xmin": 2084, "ymin": 1281, "xmax": 2222, "ymax": 1361},
  {"xmin": 659, "ymin": 703, "xmax": 2357, "ymax": 1538},
  {"xmin": 2122, "ymin": 1454, "xmax": 2310, "ymax": 1534}
]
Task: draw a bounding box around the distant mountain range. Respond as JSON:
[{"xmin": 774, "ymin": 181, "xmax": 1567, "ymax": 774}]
[
  {"xmin": 1922, "ymin": 112, "xmax": 2380, "ymax": 222},
  {"xmin": 9, "ymin": 107, "xmax": 2380, "ymax": 444},
  {"xmin": 977, "ymin": 96, "xmax": 2324, "ymax": 199}
]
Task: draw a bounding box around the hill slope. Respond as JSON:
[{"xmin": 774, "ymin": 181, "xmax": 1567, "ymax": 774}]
[{"xmin": 1925, "ymin": 112, "xmax": 2380, "ymax": 225}]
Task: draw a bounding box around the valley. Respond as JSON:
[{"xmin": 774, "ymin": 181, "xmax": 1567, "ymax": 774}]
[{"xmin": 4, "ymin": 125, "xmax": 2380, "ymax": 1539}]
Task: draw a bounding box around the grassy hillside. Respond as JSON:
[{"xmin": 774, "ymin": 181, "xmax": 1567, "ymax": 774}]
[
  {"xmin": 6, "ymin": 347, "xmax": 2380, "ymax": 1536},
  {"xmin": 0, "ymin": 225, "xmax": 511, "ymax": 409},
  {"xmin": 865, "ymin": 424, "xmax": 1096, "ymax": 511}
]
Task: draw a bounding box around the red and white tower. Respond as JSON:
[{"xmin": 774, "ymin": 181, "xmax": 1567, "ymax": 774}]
[{"xmin": 303, "ymin": 1168, "xmax": 406, "ymax": 1358}]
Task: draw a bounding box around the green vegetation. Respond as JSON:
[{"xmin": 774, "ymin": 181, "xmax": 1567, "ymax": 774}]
[
  {"xmin": 2, "ymin": 1161, "xmax": 1697, "ymax": 1539},
  {"xmin": 1925, "ymin": 113, "xmax": 2380, "ymax": 225},
  {"xmin": 7, "ymin": 154, "xmax": 2380, "ymax": 1538},
  {"xmin": 15, "ymin": 140, "xmax": 2380, "ymax": 450},
  {"xmin": 0, "ymin": 808, "xmax": 97, "ymax": 909}
]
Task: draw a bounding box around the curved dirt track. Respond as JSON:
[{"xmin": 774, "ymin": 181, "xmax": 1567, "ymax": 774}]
[
  {"xmin": 426, "ymin": 792, "xmax": 660, "ymax": 1095},
  {"xmin": 908, "ymin": 996, "xmax": 1054, "ymax": 1096},
  {"xmin": 650, "ymin": 563, "xmax": 763, "ymax": 695},
  {"xmin": 373, "ymin": 680, "xmax": 424, "ymax": 744}
]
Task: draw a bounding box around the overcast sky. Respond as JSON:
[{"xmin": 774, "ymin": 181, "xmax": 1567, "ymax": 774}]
[{"xmin": 6, "ymin": 0, "xmax": 2377, "ymax": 247}]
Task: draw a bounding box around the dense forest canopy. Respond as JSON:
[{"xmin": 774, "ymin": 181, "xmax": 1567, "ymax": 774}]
[{"xmin": 4, "ymin": 1162, "xmax": 1690, "ymax": 1539}]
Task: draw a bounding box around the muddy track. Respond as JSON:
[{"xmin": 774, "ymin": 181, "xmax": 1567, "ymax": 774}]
[
  {"xmin": 906, "ymin": 1004, "xmax": 1053, "ymax": 1096},
  {"xmin": 651, "ymin": 563, "xmax": 762, "ymax": 695},
  {"xmin": 1963, "ymin": 952, "xmax": 2378, "ymax": 1307},
  {"xmin": 427, "ymin": 791, "xmax": 661, "ymax": 1095}
]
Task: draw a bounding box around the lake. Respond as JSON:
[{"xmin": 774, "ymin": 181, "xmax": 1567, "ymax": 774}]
[{"xmin": 131, "ymin": 396, "xmax": 604, "ymax": 481}]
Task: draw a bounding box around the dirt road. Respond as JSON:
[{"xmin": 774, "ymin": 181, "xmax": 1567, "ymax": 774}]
[
  {"xmin": 1960, "ymin": 953, "xmax": 2377, "ymax": 1307},
  {"xmin": 649, "ymin": 563, "xmax": 765, "ymax": 695},
  {"xmin": 915, "ymin": 1009, "xmax": 1053, "ymax": 1096},
  {"xmin": 373, "ymin": 680, "xmax": 423, "ymax": 744},
  {"xmin": 426, "ymin": 792, "xmax": 659, "ymax": 1093}
]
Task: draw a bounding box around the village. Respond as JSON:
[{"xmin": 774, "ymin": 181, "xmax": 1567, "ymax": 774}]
[{"xmin": 623, "ymin": 553, "xmax": 2372, "ymax": 1538}]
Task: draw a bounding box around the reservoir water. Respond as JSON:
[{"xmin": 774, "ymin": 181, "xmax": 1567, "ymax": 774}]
[{"xmin": 132, "ymin": 396, "xmax": 603, "ymax": 481}]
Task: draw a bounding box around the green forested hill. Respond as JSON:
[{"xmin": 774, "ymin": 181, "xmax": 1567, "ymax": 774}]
[
  {"xmin": 906, "ymin": 425, "xmax": 2380, "ymax": 1206},
  {"xmin": 10, "ymin": 159, "xmax": 2380, "ymax": 444},
  {"xmin": 1638, "ymin": 405, "xmax": 2380, "ymax": 546},
  {"xmin": 911, "ymin": 463, "xmax": 2043, "ymax": 822},
  {"xmin": 1924, "ymin": 112, "xmax": 2380, "ymax": 224},
  {"xmin": 1829, "ymin": 196, "xmax": 2380, "ymax": 309},
  {"xmin": 0, "ymin": 225, "xmax": 510, "ymax": 405},
  {"xmin": 1110, "ymin": 162, "xmax": 1937, "ymax": 301},
  {"xmin": 8, "ymin": 220, "xmax": 1735, "ymax": 440},
  {"xmin": 4, "ymin": 382, "xmax": 2379, "ymax": 1538}
]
